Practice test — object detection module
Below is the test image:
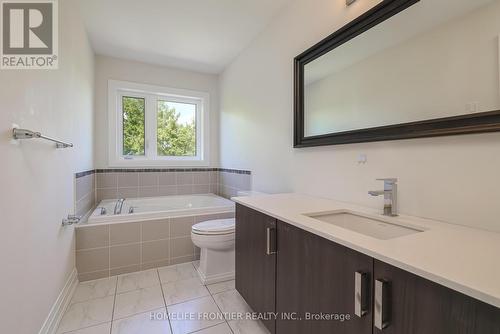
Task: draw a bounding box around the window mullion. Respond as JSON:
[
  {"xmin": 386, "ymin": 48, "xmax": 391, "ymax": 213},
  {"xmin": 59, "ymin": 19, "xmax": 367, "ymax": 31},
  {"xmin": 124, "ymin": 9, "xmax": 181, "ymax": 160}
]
[
  {"xmin": 145, "ymin": 94, "xmax": 157, "ymax": 159},
  {"xmin": 196, "ymin": 100, "xmax": 202, "ymax": 160},
  {"xmin": 152, "ymin": 95, "xmax": 158, "ymax": 159},
  {"xmin": 117, "ymin": 93, "xmax": 124, "ymax": 158}
]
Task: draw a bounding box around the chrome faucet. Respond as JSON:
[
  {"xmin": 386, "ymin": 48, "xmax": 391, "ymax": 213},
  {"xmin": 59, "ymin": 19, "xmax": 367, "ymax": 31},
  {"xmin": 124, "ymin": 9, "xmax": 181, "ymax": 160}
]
[
  {"xmin": 114, "ymin": 198, "xmax": 125, "ymax": 215},
  {"xmin": 368, "ymin": 178, "xmax": 398, "ymax": 216},
  {"xmin": 97, "ymin": 207, "xmax": 107, "ymax": 215}
]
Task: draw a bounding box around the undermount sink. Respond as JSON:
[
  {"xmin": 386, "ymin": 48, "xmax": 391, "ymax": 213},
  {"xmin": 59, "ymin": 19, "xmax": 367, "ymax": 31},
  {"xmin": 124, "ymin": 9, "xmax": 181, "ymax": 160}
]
[{"xmin": 305, "ymin": 210, "xmax": 425, "ymax": 240}]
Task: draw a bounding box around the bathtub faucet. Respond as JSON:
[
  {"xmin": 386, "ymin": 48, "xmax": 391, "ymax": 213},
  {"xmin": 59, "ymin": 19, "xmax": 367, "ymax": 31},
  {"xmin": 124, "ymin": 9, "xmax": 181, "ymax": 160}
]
[{"xmin": 114, "ymin": 198, "xmax": 125, "ymax": 215}]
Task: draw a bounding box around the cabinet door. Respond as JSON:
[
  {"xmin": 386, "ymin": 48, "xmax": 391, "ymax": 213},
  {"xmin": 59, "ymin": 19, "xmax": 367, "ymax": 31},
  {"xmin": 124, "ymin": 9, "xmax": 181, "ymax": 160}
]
[
  {"xmin": 276, "ymin": 221, "xmax": 373, "ymax": 334},
  {"xmin": 235, "ymin": 204, "xmax": 277, "ymax": 334},
  {"xmin": 373, "ymin": 260, "xmax": 500, "ymax": 334}
]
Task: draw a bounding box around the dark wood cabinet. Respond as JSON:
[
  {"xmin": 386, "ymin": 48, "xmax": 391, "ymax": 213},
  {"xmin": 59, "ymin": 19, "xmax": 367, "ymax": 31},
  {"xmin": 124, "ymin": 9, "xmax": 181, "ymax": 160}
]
[
  {"xmin": 235, "ymin": 204, "xmax": 500, "ymax": 334},
  {"xmin": 276, "ymin": 221, "xmax": 373, "ymax": 334},
  {"xmin": 373, "ymin": 260, "xmax": 500, "ymax": 334},
  {"xmin": 235, "ymin": 204, "xmax": 277, "ymax": 334}
]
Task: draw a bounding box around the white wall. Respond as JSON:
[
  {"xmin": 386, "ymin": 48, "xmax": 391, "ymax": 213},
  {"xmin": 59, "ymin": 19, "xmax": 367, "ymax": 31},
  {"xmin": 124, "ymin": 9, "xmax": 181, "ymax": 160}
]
[
  {"xmin": 94, "ymin": 55, "xmax": 220, "ymax": 168},
  {"xmin": 0, "ymin": 1, "xmax": 95, "ymax": 333},
  {"xmin": 219, "ymin": 0, "xmax": 500, "ymax": 232},
  {"xmin": 305, "ymin": 1, "xmax": 500, "ymax": 136}
]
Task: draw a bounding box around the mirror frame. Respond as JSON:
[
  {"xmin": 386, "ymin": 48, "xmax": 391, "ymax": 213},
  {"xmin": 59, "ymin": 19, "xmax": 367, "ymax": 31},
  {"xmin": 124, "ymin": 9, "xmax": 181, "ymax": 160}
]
[{"xmin": 294, "ymin": 0, "xmax": 500, "ymax": 148}]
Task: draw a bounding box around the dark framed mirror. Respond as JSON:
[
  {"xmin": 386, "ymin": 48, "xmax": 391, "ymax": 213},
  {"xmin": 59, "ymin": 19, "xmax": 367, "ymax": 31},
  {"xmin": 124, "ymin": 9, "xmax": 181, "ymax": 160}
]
[{"xmin": 294, "ymin": 0, "xmax": 500, "ymax": 148}]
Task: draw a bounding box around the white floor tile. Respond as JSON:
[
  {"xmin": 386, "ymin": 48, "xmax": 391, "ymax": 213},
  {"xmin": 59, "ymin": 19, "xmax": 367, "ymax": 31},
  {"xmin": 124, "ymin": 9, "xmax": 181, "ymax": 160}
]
[
  {"xmin": 213, "ymin": 290, "xmax": 270, "ymax": 334},
  {"xmin": 113, "ymin": 285, "xmax": 165, "ymax": 320},
  {"xmin": 64, "ymin": 323, "xmax": 111, "ymax": 334},
  {"xmin": 206, "ymin": 280, "xmax": 235, "ymax": 295},
  {"xmin": 158, "ymin": 263, "xmax": 198, "ymax": 284},
  {"xmin": 168, "ymin": 296, "xmax": 224, "ymax": 334},
  {"xmin": 228, "ymin": 319, "xmax": 270, "ymax": 334},
  {"xmin": 71, "ymin": 277, "xmax": 117, "ymax": 304},
  {"xmin": 117, "ymin": 269, "xmax": 160, "ymax": 293},
  {"xmin": 212, "ymin": 289, "xmax": 251, "ymax": 313},
  {"xmin": 162, "ymin": 277, "xmax": 210, "ymax": 306},
  {"xmin": 57, "ymin": 296, "xmax": 114, "ymax": 333},
  {"xmin": 192, "ymin": 322, "xmax": 232, "ymax": 334},
  {"xmin": 111, "ymin": 308, "xmax": 171, "ymax": 334}
]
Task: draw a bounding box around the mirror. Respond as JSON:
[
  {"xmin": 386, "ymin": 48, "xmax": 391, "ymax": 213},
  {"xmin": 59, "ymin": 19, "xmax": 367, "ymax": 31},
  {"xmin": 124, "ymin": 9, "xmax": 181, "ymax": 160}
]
[{"xmin": 294, "ymin": 0, "xmax": 500, "ymax": 147}]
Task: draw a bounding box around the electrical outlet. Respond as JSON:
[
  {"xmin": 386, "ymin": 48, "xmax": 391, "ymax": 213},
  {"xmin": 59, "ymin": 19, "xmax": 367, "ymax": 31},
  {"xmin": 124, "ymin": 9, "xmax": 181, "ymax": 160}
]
[
  {"xmin": 358, "ymin": 154, "xmax": 367, "ymax": 164},
  {"xmin": 466, "ymin": 102, "xmax": 479, "ymax": 113}
]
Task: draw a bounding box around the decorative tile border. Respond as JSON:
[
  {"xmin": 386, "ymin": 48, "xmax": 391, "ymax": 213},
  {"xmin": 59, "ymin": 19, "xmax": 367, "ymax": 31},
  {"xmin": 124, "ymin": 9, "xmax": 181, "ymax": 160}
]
[
  {"xmin": 95, "ymin": 168, "xmax": 219, "ymax": 173},
  {"xmin": 76, "ymin": 168, "xmax": 252, "ymax": 178},
  {"xmin": 93, "ymin": 168, "xmax": 251, "ymax": 174},
  {"xmin": 218, "ymin": 168, "xmax": 251, "ymax": 175},
  {"xmin": 75, "ymin": 169, "xmax": 96, "ymax": 179}
]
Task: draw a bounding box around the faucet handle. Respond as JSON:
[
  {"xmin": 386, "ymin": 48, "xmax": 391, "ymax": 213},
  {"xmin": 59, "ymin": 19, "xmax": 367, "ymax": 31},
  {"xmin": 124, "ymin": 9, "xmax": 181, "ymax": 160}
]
[
  {"xmin": 376, "ymin": 178, "xmax": 397, "ymax": 184},
  {"xmin": 62, "ymin": 214, "xmax": 81, "ymax": 226}
]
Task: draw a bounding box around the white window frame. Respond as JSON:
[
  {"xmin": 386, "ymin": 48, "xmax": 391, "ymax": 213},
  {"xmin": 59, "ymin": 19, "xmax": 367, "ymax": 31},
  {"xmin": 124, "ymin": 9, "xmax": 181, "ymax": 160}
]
[{"xmin": 108, "ymin": 80, "xmax": 210, "ymax": 167}]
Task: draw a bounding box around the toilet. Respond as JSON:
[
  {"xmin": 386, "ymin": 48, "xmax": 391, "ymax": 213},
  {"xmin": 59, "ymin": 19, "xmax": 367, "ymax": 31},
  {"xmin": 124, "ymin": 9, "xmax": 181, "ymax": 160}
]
[
  {"xmin": 191, "ymin": 218, "xmax": 235, "ymax": 284},
  {"xmin": 191, "ymin": 191, "xmax": 264, "ymax": 284}
]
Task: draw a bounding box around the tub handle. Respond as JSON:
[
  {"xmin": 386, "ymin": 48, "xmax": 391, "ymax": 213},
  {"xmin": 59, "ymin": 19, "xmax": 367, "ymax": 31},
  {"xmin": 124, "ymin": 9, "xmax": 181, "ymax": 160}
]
[{"xmin": 62, "ymin": 215, "xmax": 81, "ymax": 226}]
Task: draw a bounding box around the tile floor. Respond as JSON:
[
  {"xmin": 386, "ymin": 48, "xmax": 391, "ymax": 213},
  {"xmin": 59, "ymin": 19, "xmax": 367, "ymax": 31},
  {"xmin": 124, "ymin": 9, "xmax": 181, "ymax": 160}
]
[{"xmin": 57, "ymin": 262, "xmax": 269, "ymax": 334}]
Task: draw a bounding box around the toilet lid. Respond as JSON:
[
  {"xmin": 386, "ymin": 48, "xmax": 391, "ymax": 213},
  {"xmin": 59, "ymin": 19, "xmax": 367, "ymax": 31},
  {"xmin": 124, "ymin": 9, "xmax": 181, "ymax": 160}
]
[{"xmin": 192, "ymin": 218, "xmax": 235, "ymax": 235}]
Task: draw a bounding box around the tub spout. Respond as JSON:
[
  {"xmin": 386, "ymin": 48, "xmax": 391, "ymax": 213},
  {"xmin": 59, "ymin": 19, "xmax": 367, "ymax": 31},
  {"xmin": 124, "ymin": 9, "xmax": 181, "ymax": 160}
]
[{"xmin": 114, "ymin": 198, "xmax": 125, "ymax": 215}]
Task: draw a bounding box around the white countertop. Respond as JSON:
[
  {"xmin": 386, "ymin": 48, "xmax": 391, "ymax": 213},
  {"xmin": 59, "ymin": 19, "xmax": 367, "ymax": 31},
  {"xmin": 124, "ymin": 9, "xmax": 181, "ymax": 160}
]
[{"xmin": 232, "ymin": 193, "xmax": 500, "ymax": 308}]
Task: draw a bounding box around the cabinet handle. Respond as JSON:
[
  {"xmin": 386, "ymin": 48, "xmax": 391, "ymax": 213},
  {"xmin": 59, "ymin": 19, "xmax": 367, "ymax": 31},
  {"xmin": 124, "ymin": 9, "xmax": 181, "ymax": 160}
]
[
  {"xmin": 266, "ymin": 227, "xmax": 277, "ymax": 255},
  {"xmin": 374, "ymin": 279, "xmax": 390, "ymax": 330},
  {"xmin": 354, "ymin": 272, "xmax": 369, "ymax": 317}
]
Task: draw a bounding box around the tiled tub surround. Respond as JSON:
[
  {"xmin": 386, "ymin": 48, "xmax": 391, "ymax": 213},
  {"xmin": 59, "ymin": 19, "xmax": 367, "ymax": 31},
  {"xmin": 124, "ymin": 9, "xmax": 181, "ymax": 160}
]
[
  {"xmin": 76, "ymin": 211, "xmax": 235, "ymax": 282},
  {"xmin": 75, "ymin": 170, "xmax": 96, "ymax": 218},
  {"xmin": 92, "ymin": 168, "xmax": 251, "ymax": 202},
  {"xmin": 219, "ymin": 169, "xmax": 252, "ymax": 199},
  {"xmin": 74, "ymin": 168, "xmax": 251, "ymax": 217},
  {"xmin": 95, "ymin": 169, "xmax": 221, "ymax": 202}
]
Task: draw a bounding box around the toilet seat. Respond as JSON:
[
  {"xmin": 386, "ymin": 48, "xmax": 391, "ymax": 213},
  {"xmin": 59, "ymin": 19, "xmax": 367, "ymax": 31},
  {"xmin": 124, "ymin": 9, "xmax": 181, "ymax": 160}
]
[{"xmin": 192, "ymin": 218, "xmax": 235, "ymax": 235}]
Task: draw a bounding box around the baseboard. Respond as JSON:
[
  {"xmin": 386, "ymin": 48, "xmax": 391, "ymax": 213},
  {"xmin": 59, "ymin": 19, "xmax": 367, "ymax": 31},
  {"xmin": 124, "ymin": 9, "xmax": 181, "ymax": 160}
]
[
  {"xmin": 38, "ymin": 268, "xmax": 78, "ymax": 334},
  {"xmin": 195, "ymin": 265, "xmax": 235, "ymax": 285}
]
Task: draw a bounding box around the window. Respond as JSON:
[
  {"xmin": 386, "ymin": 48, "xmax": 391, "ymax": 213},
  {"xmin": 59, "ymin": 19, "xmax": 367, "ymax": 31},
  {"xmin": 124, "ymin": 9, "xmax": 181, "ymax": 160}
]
[
  {"xmin": 108, "ymin": 80, "xmax": 209, "ymax": 167},
  {"xmin": 122, "ymin": 96, "xmax": 145, "ymax": 156},
  {"xmin": 156, "ymin": 100, "xmax": 196, "ymax": 157}
]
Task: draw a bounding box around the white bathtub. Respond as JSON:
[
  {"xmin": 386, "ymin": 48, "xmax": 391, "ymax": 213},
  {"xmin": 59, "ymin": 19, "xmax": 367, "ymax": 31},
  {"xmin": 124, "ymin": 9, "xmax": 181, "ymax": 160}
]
[{"xmin": 86, "ymin": 194, "xmax": 235, "ymax": 225}]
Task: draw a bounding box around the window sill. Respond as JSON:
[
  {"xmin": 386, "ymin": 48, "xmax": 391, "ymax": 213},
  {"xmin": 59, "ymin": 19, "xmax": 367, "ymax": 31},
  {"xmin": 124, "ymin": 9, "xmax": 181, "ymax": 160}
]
[{"xmin": 108, "ymin": 158, "xmax": 210, "ymax": 168}]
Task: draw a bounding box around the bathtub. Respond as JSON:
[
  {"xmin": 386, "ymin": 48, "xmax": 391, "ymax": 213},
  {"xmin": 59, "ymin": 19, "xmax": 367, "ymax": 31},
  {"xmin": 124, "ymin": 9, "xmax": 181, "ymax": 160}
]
[
  {"xmin": 75, "ymin": 193, "xmax": 235, "ymax": 281},
  {"xmin": 86, "ymin": 193, "xmax": 235, "ymax": 225}
]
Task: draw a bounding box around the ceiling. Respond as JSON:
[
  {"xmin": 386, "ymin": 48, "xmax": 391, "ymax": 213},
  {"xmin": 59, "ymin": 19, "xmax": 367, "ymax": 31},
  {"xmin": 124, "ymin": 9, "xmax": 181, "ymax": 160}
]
[{"xmin": 77, "ymin": 0, "xmax": 292, "ymax": 74}]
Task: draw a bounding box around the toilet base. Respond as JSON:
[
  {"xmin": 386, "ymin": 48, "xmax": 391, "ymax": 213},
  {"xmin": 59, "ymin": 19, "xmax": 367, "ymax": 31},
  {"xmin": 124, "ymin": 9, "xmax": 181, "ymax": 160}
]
[{"xmin": 195, "ymin": 247, "xmax": 235, "ymax": 285}]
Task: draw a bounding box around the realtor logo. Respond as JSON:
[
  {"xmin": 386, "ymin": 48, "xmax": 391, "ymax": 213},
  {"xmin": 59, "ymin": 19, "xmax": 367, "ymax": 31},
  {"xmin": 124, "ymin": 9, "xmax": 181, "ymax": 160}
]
[{"xmin": 1, "ymin": 0, "xmax": 58, "ymax": 69}]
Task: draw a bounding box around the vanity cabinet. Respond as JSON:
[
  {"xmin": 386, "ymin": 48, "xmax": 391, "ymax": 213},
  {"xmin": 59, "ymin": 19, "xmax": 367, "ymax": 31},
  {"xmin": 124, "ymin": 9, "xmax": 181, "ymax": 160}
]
[
  {"xmin": 373, "ymin": 260, "xmax": 500, "ymax": 334},
  {"xmin": 235, "ymin": 204, "xmax": 277, "ymax": 333},
  {"xmin": 276, "ymin": 221, "xmax": 373, "ymax": 334},
  {"xmin": 235, "ymin": 204, "xmax": 500, "ymax": 334}
]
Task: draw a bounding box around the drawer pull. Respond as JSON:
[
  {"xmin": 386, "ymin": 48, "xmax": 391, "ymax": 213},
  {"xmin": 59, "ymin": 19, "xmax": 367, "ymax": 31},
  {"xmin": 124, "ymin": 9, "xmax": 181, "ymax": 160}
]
[
  {"xmin": 355, "ymin": 271, "xmax": 369, "ymax": 317},
  {"xmin": 374, "ymin": 279, "xmax": 390, "ymax": 330},
  {"xmin": 266, "ymin": 227, "xmax": 277, "ymax": 255}
]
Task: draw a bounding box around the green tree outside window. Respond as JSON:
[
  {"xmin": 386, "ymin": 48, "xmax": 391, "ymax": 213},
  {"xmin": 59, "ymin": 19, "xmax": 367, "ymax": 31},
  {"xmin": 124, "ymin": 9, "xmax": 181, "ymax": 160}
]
[
  {"xmin": 122, "ymin": 97, "xmax": 196, "ymax": 157},
  {"xmin": 122, "ymin": 96, "xmax": 145, "ymax": 156},
  {"xmin": 157, "ymin": 101, "xmax": 196, "ymax": 157}
]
